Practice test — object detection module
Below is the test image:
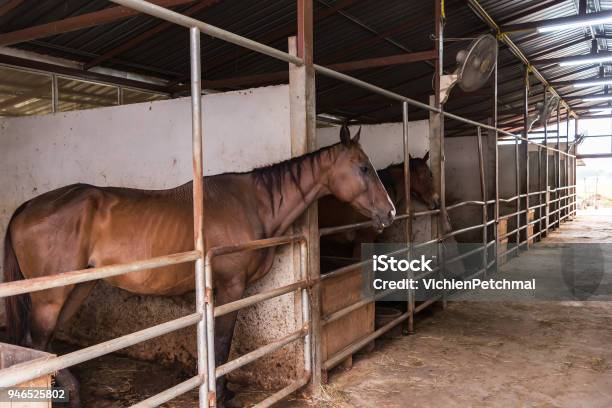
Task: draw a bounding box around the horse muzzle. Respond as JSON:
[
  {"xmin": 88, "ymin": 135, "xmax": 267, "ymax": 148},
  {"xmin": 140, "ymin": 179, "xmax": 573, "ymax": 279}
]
[{"xmin": 373, "ymin": 208, "xmax": 395, "ymax": 232}]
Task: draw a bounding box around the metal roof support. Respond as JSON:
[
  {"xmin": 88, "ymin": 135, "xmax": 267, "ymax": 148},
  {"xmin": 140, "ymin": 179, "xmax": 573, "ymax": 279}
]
[
  {"xmin": 0, "ymin": 0, "xmax": 24, "ymax": 18},
  {"xmin": 84, "ymin": 0, "xmax": 220, "ymax": 70},
  {"xmin": 467, "ymin": 0, "xmax": 577, "ymax": 119},
  {"xmin": 502, "ymin": 9, "xmax": 612, "ymax": 33},
  {"xmin": 0, "ymin": 0, "xmax": 196, "ymax": 47}
]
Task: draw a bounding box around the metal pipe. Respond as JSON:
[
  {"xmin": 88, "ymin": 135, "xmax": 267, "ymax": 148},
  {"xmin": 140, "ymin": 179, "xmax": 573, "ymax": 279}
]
[
  {"xmin": 299, "ymin": 240, "xmax": 312, "ymax": 377},
  {"xmin": 0, "ymin": 313, "xmax": 202, "ymax": 388},
  {"xmin": 556, "ymin": 104, "xmax": 561, "ymax": 229},
  {"xmin": 494, "ymin": 45, "xmax": 499, "ymax": 275},
  {"xmin": 216, "ymin": 326, "xmax": 307, "ymax": 378},
  {"xmin": 109, "ymin": 0, "xmax": 303, "ymax": 66},
  {"xmin": 402, "ymin": 101, "xmax": 414, "ymax": 333},
  {"xmin": 446, "ymin": 200, "xmax": 486, "ymax": 210},
  {"xmin": 214, "ymin": 280, "xmax": 310, "ymax": 317},
  {"xmin": 0, "ymin": 251, "xmax": 199, "ymax": 298},
  {"xmin": 514, "ymin": 112, "xmax": 520, "ymax": 252},
  {"xmin": 476, "ymin": 126, "xmax": 488, "ymax": 275},
  {"xmin": 130, "ymin": 376, "xmax": 201, "ymax": 408},
  {"xmin": 51, "ymin": 74, "xmax": 58, "ymax": 113},
  {"xmin": 188, "ymin": 26, "xmax": 210, "ymax": 408},
  {"xmin": 252, "ymin": 374, "xmax": 310, "ymax": 408},
  {"xmin": 523, "ymin": 68, "xmax": 530, "ymax": 249}
]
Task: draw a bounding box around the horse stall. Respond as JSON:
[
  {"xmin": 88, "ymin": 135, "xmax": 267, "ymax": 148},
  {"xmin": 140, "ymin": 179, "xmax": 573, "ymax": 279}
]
[
  {"xmin": 0, "ymin": 85, "xmax": 311, "ymax": 399},
  {"xmin": 316, "ymin": 121, "xmax": 433, "ymax": 377},
  {"xmin": 1, "ymin": 1, "xmax": 602, "ymax": 407}
]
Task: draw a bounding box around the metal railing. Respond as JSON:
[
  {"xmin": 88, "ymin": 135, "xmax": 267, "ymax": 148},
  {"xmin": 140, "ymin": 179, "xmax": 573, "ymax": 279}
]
[{"xmin": 0, "ymin": 1, "xmax": 578, "ymax": 407}]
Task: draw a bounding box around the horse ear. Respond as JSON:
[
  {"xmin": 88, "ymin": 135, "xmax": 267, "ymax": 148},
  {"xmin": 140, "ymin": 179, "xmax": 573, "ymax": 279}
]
[
  {"xmin": 340, "ymin": 125, "xmax": 351, "ymax": 146},
  {"xmin": 352, "ymin": 126, "xmax": 361, "ymax": 143},
  {"xmin": 423, "ymin": 151, "xmax": 429, "ymax": 162},
  {"xmin": 409, "ymin": 153, "xmax": 413, "ymax": 160}
]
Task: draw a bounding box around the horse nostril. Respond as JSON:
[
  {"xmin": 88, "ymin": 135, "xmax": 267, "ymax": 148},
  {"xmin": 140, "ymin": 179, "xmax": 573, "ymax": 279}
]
[{"xmin": 388, "ymin": 209, "xmax": 396, "ymax": 219}]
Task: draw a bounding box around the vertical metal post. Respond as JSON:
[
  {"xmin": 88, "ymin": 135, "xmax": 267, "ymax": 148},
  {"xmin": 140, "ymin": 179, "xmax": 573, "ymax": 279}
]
[
  {"xmin": 118, "ymin": 86, "xmax": 124, "ymax": 105},
  {"xmin": 574, "ymin": 118, "xmax": 579, "ymax": 217},
  {"xmin": 543, "ymin": 90, "xmax": 549, "ymax": 235},
  {"xmin": 189, "ymin": 27, "xmax": 211, "ymax": 408},
  {"xmin": 402, "ymin": 101, "xmax": 414, "ymax": 333},
  {"xmin": 556, "ymin": 104, "xmax": 561, "ymax": 227},
  {"xmin": 538, "ymin": 145, "xmax": 542, "ymax": 235},
  {"xmin": 299, "ymin": 240, "xmax": 311, "ymax": 376},
  {"xmin": 476, "ymin": 126, "xmax": 487, "ymax": 276},
  {"xmin": 434, "ymin": 0, "xmax": 447, "ymax": 307},
  {"xmin": 51, "ymin": 74, "xmax": 59, "ymax": 113},
  {"xmin": 493, "ymin": 56, "xmax": 499, "ymax": 274},
  {"xmin": 563, "ymin": 109, "xmax": 570, "ymax": 220},
  {"xmin": 523, "ymin": 68, "xmax": 529, "ymax": 248},
  {"xmin": 514, "ymin": 116, "xmax": 520, "ymax": 251}
]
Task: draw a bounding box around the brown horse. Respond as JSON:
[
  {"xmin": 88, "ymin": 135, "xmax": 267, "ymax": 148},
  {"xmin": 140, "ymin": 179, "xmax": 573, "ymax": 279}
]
[
  {"xmin": 3, "ymin": 126, "xmax": 395, "ymax": 407},
  {"xmin": 318, "ymin": 152, "xmax": 439, "ymax": 260}
]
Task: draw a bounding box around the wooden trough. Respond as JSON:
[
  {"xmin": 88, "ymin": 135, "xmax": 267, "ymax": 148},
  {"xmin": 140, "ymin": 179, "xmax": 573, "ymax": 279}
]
[{"xmin": 0, "ymin": 343, "xmax": 55, "ymax": 408}]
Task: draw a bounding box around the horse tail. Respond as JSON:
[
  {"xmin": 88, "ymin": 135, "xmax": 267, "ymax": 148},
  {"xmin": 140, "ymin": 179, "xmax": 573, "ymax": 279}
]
[{"xmin": 3, "ymin": 202, "xmax": 31, "ymax": 345}]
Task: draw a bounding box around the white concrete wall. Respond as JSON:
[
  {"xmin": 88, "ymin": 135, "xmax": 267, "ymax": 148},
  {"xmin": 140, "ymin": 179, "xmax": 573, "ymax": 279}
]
[{"xmin": 317, "ymin": 121, "xmax": 431, "ymax": 166}]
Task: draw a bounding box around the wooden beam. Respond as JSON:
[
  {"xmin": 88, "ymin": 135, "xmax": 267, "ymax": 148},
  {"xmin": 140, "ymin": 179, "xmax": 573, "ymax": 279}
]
[
  {"xmin": 85, "ymin": 0, "xmax": 219, "ymax": 70},
  {"xmin": 0, "ymin": 0, "xmax": 196, "ymax": 47},
  {"xmin": 0, "ymin": 0, "xmax": 24, "ymax": 18}
]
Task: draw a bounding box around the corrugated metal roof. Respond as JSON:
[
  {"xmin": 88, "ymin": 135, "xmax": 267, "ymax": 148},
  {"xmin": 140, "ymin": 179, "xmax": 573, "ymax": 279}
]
[{"xmin": 1, "ymin": 0, "xmax": 611, "ymax": 128}]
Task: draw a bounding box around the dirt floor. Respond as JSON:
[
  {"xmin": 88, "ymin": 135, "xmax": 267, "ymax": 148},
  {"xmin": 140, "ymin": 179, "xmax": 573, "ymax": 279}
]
[{"xmin": 35, "ymin": 211, "xmax": 612, "ymax": 407}]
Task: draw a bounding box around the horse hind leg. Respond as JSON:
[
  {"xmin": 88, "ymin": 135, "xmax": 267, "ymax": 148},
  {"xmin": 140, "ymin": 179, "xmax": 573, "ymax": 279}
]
[
  {"xmin": 27, "ymin": 281, "xmax": 95, "ymax": 408},
  {"xmin": 27, "ymin": 287, "xmax": 79, "ymax": 408},
  {"xmin": 54, "ymin": 281, "xmax": 98, "ymax": 408}
]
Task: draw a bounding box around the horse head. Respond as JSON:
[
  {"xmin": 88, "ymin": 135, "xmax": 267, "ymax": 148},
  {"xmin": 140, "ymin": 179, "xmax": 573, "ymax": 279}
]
[
  {"xmin": 325, "ymin": 125, "xmax": 396, "ymax": 232},
  {"xmin": 409, "ymin": 152, "xmax": 440, "ymax": 210},
  {"xmin": 384, "ymin": 153, "xmax": 440, "ymax": 210}
]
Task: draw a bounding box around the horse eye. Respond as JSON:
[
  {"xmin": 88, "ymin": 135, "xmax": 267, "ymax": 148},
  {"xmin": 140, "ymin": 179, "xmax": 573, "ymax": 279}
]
[{"xmin": 360, "ymin": 165, "xmax": 368, "ymax": 174}]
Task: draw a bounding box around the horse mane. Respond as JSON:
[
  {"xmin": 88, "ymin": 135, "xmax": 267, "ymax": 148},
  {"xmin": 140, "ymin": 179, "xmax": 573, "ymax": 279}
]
[{"xmin": 251, "ymin": 143, "xmax": 340, "ymax": 214}]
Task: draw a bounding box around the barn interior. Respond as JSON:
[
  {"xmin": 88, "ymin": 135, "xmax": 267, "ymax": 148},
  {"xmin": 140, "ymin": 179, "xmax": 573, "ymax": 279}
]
[{"xmin": 0, "ymin": 0, "xmax": 611, "ymax": 407}]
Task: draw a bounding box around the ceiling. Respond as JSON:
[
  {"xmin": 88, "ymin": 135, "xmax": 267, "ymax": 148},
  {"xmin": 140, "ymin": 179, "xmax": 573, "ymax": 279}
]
[{"xmin": 1, "ymin": 0, "xmax": 611, "ymax": 131}]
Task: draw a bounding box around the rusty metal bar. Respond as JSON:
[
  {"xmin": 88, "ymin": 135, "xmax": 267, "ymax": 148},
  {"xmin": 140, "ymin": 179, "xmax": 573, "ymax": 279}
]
[
  {"xmin": 109, "ymin": 0, "xmax": 303, "ymax": 66},
  {"xmin": 514, "ymin": 113, "xmax": 520, "ymax": 252},
  {"xmin": 214, "ymin": 279, "xmax": 311, "ymax": 318},
  {"xmin": 0, "ymin": 251, "xmax": 199, "ymax": 298},
  {"xmin": 402, "ymin": 101, "xmax": 414, "ymax": 333},
  {"xmin": 476, "ymin": 126, "xmax": 488, "ymax": 275},
  {"xmin": 189, "ymin": 26, "xmax": 210, "ymax": 408},
  {"xmin": 216, "ymin": 326, "xmax": 308, "ymax": 378},
  {"xmin": 252, "ymin": 374, "xmax": 310, "ymax": 408},
  {"xmin": 523, "ymin": 68, "xmax": 530, "ymax": 249},
  {"xmin": 0, "ymin": 313, "xmax": 202, "ymax": 388},
  {"xmin": 131, "ymin": 376, "xmax": 201, "ymax": 408}
]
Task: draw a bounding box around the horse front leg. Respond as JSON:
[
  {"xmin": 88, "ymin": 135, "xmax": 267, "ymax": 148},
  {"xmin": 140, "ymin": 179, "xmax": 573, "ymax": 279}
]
[{"xmin": 214, "ymin": 279, "xmax": 245, "ymax": 408}]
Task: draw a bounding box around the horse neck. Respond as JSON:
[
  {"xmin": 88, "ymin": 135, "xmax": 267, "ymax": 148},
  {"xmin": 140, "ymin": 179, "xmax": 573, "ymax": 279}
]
[{"xmin": 254, "ymin": 146, "xmax": 337, "ymax": 236}]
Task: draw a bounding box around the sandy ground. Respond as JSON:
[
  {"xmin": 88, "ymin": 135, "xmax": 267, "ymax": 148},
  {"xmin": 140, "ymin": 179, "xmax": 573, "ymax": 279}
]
[{"xmin": 41, "ymin": 211, "xmax": 612, "ymax": 407}]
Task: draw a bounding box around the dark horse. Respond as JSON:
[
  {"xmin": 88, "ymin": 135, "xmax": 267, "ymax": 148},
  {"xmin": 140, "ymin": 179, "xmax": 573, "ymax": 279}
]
[
  {"xmin": 318, "ymin": 152, "xmax": 439, "ymax": 259},
  {"xmin": 3, "ymin": 126, "xmax": 395, "ymax": 407}
]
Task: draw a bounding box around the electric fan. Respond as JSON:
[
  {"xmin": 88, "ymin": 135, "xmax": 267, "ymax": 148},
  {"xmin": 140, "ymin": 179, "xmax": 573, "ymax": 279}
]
[{"xmin": 439, "ymin": 34, "xmax": 498, "ymax": 104}]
